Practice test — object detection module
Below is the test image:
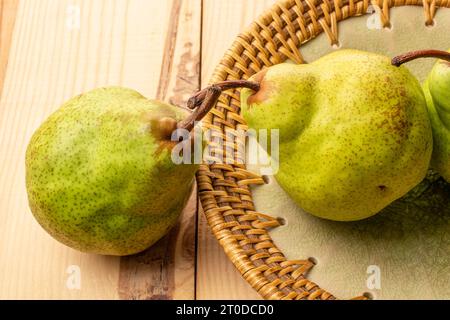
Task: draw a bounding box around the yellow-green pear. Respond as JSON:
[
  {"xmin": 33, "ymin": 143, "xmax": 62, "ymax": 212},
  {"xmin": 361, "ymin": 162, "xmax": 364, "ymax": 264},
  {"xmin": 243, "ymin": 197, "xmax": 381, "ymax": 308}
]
[
  {"xmin": 26, "ymin": 86, "xmax": 225, "ymax": 256},
  {"xmin": 241, "ymin": 49, "xmax": 433, "ymax": 221}
]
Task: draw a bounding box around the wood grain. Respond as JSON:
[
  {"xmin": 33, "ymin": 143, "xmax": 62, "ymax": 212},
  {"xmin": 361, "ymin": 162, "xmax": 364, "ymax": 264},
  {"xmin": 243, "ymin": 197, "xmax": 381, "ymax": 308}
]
[
  {"xmin": 0, "ymin": 0, "xmax": 19, "ymax": 96},
  {"xmin": 0, "ymin": 0, "xmax": 200, "ymax": 299},
  {"xmin": 196, "ymin": 0, "xmax": 276, "ymax": 300}
]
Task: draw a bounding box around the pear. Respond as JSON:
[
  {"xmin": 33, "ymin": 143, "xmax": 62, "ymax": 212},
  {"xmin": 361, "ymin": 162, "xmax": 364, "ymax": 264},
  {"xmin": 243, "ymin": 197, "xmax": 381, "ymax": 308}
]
[
  {"xmin": 26, "ymin": 86, "xmax": 231, "ymax": 256},
  {"xmin": 422, "ymin": 50, "xmax": 450, "ymax": 182},
  {"xmin": 27, "ymin": 87, "xmax": 192, "ymax": 255},
  {"xmin": 241, "ymin": 49, "xmax": 433, "ymax": 221}
]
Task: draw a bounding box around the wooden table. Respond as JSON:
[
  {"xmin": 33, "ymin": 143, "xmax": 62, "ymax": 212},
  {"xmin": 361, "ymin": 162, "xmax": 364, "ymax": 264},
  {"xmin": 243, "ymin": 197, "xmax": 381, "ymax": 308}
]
[{"xmin": 0, "ymin": 0, "xmax": 278, "ymax": 299}]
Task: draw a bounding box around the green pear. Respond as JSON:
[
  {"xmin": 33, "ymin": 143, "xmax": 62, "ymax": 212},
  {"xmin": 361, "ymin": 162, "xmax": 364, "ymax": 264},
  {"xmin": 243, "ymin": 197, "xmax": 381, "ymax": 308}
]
[
  {"xmin": 423, "ymin": 50, "xmax": 450, "ymax": 182},
  {"xmin": 241, "ymin": 49, "xmax": 433, "ymax": 221},
  {"xmin": 26, "ymin": 87, "xmax": 208, "ymax": 256}
]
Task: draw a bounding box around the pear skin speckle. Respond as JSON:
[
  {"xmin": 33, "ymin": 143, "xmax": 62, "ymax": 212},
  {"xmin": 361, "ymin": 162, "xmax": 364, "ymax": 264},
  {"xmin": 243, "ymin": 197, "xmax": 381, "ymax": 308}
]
[
  {"xmin": 241, "ymin": 50, "xmax": 433, "ymax": 221},
  {"xmin": 26, "ymin": 87, "xmax": 197, "ymax": 256}
]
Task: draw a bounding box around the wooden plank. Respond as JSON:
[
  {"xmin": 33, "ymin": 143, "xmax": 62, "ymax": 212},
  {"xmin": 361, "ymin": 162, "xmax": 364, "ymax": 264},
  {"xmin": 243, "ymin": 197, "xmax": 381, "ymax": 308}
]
[
  {"xmin": 0, "ymin": 0, "xmax": 19, "ymax": 96},
  {"xmin": 0, "ymin": 0, "xmax": 201, "ymax": 299},
  {"xmin": 196, "ymin": 0, "xmax": 276, "ymax": 300},
  {"xmin": 118, "ymin": 0, "xmax": 201, "ymax": 301}
]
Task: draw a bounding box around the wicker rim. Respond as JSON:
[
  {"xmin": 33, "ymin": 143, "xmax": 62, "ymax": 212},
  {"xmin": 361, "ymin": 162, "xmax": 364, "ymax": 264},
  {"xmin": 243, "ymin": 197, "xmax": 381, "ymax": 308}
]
[{"xmin": 197, "ymin": 0, "xmax": 450, "ymax": 300}]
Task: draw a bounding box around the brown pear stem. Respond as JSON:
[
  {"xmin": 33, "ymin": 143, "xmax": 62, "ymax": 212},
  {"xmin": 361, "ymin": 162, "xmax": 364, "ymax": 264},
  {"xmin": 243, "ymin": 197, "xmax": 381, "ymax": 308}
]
[
  {"xmin": 177, "ymin": 85, "xmax": 222, "ymax": 132},
  {"xmin": 177, "ymin": 80, "xmax": 260, "ymax": 132},
  {"xmin": 187, "ymin": 80, "xmax": 260, "ymax": 110},
  {"xmin": 392, "ymin": 49, "xmax": 450, "ymax": 67}
]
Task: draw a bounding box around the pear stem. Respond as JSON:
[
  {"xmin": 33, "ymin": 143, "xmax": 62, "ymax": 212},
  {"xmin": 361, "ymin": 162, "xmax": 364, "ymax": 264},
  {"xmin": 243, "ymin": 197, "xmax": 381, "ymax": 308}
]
[
  {"xmin": 177, "ymin": 85, "xmax": 222, "ymax": 132},
  {"xmin": 392, "ymin": 49, "xmax": 450, "ymax": 67},
  {"xmin": 178, "ymin": 80, "xmax": 260, "ymax": 132},
  {"xmin": 187, "ymin": 80, "xmax": 260, "ymax": 110}
]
